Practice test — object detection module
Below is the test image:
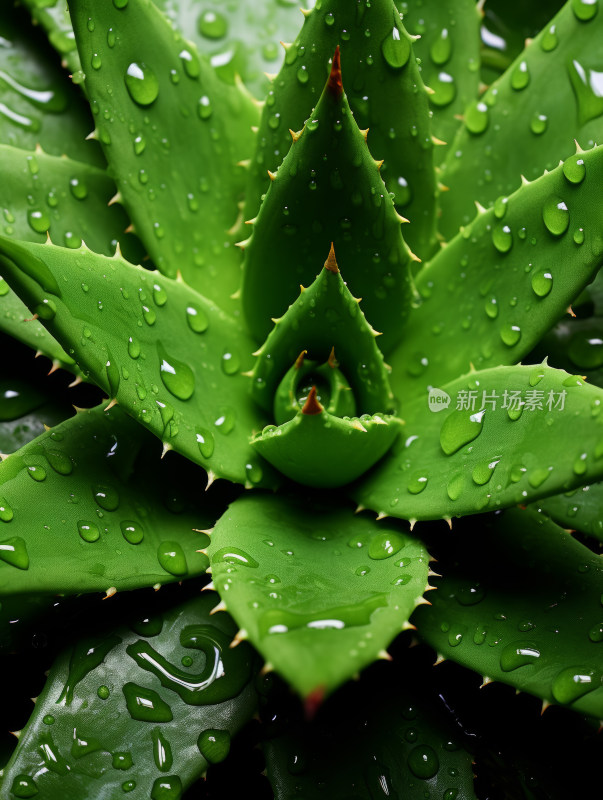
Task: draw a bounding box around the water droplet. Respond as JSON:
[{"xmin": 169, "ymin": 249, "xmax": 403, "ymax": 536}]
[
  {"xmin": 153, "ymin": 283, "xmax": 167, "ymax": 307},
  {"xmin": 296, "ymin": 66, "xmax": 309, "ymax": 85},
  {"xmin": 92, "ymin": 484, "xmax": 119, "ymax": 511},
  {"xmin": 588, "ymin": 623, "xmax": 603, "ymax": 642},
  {"xmin": 500, "ymin": 323, "xmax": 522, "ymax": 347},
  {"xmin": 120, "ymin": 520, "xmax": 144, "ymax": 544},
  {"xmin": 571, "ymin": 0, "xmax": 599, "ymax": 22},
  {"xmin": 530, "ymin": 113, "xmax": 548, "ymax": 135},
  {"xmin": 408, "ymin": 745, "xmax": 439, "ymax": 779},
  {"xmin": 563, "ymin": 155, "xmax": 586, "ymax": 184},
  {"xmin": 27, "ymin": 465, "xmax": 46, "ymax": 482},
  {"xmin": 152, "ymin": 728, "xmax": 173, "ymax": 772},
  {"xmin": 10, "ymin": 775, "xmax": 38, "ymax": 798},
  {"xmin": 127, "ymin": 336, "xmax": 141, "ymax": 359},
  {"xmin": 158, "ymin": 344, "xmax": 195, "ymax": 401},
  {"xmin": 123, "ymin": 683, "xmax": 173, "ymax": 722},
  {"xmin": 492, "ymin": 224, "xmax": 513, "ymax": 253},
  {"xmin": 198, "ymin": 10, "xmax": 228, "ymax": 39},
  {"xmin": 440, "ymin": 409, "xmax": 485, "ymax": 455},
  {"xmin": 43, "ymin": 448, "xmax": 71, "ymax": 476},
  {"xmin": 430, "ymin": 71, "xmax": 456, "ymax": 108},
  {"xmin": 27, "ymin": 208, "xmax": 50, "ymax": 234},
  {"xmin": 465, "ymin": 101, "xmax": 489, "ymax": 134},
  {"xmin": 430, "ymin": 28, "xmax": 452, "ymax": 65},
  {"xmin": 568, "ymin": 331, "xmax": 603, "ymax": 368},
  {"xmin": 113, "ymin": 0, "xmax": 128, "ymax": 8},
  {"xmin": 98, "ymin": 685, "xmax": 110, "ymax": 699},
  {"xmin": 528, "ymin": 467, "xmax": 552, "ymax": 488},
  {"xmin": 185, "ymin": 304, "xmax": 209, "ymax": 334},
  {"xmin": 500, "ymin": 642, "xmax": 540, "ymax": 671},
  {"xmin": 573, "ymin": 452, "xmax": 588, "ymax": 475},
  {"xmin": 157, "ymin": 540, "xmax": 188, "ymax": 576},
  {"xmin": 78, "ymin": 520, "xmax": 100, "ymax": 543},
  {"xmin": 543, "ymin": 195, "xmax": 570, "ymax": 236},
  {"xmin": 105, "ymin": 353, "xmax": 120, "ymax": 398},
  {"xmin": 493, "ymin": 196, "xmax": 508, "ymax": 219},
  {"xmin": 212, "ymin": 547, "xmax": 258, "ymax": 568},
  {"xmin": 91, "ymin": 53, "xmax": 102, "ymax": 70},
  {"xmin": 197, "ymin": 729, "xmax": 231, "ymax": 763},
  {"xmin": 541, "ymin": 24, "xmax": 558, "ymax": 51},
  {"xmin": 245, "ymin": 461, "xmax": 263, "ymax": 485},
  {"xmin": 0, "ymin": 536, "xmax": 29, "ymax": 569},
  {"xmin": 180, "ymin": 49, "xmax": 200, "ymax": 79},
  {"xmin": 195, "ymin": 427, "xmax": 215, "ymax": 459},
  {"xmin": 407, "ymin": 472, "xmax": 428, "ymax": 494},
  {"xmin": 125, "ymin": 62, "xmax": 159, "ymax": 106},
  {"xmin": 446, "ymin": 473, "xmax": 465, "ymax": 501},
  {"xmin": 214, "ymin": 407, "xmax": 236, "ymax": 435},
  {"xmin": 456, "ymin": 583, "xmax": 485, "ymax": 605},
  {"xmin": 0, "ymin": 496, "xmax": 13, "ymax": 522},
  {"xmin": 368, "ymin": 531, "xmax": 406, "ymax": 560},
  {"xmin": 113, "ymin": 751, "xmax": 133, "ymax": 770},
  {"xmin": 511, "ymin": 60, "xmax": 530, "ymax": 90},
  {"xmin": 69, "ymin": 178, "xmax": 88, "ymax": 200},
  {"xmin": 221, "ymin": 350, "xmax": 240, "ymax": 376},
  {"xmin": 150, "ymin": 776, "xmax": 182, "ymax": 800},
  {"xmin": 381, "ymin": 25, "xmax": 410, "ymax": 70},
  {"xmin": 198, "ymin": 95, "xmax": 212, "ymax": 120},
  {"xmin": 552, "ymin": 665, "xmax": 601, "ymax": 703},
  {"xmin": 568, "ymin": 58, "xmax": 603, "ymax": 125},
  {"xmin": 530, "ymin": 269, "xmax": 553, "ymax": 297},
  {"xmin": 472, "ymin": 459, "xmax": 499, "ymax": 485},
  {"xmin": 484, "ymin": 296, "xmax": 499, "ymax": 319}
]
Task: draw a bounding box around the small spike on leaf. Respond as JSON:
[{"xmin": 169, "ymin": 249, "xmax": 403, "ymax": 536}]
[
  {"xmin": 324, "ymin": 242, "xmax": 339, "ymax": 274},
  {"xmin": 301, "ymin": 386, "xmax": 323, "ymax": 416},
  {"xmin": 327, "ymin": 46, "xmax": 343, "ymax": 97}
]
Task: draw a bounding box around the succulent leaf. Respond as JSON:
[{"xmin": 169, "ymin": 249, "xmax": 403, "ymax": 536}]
[
  {"xmin": 0, "ymin": 5, "xmax": 103, "ymax": 166},
  {"xmin": 1, "ymin": 593, "xmax": 259, "ymax": 798},
  {"xmin": 242, "ymin": 52, "xmax": 417, "ymax": 353},
  {"xmin": 208, "ymin": 492, "xmax": 429, "ymax": 697},
  {"xmin": 0, "ymin": 376, "xmax": 70, "ymax": 454},
  {"xmin": 402, "ymin": 0, "xmax": 482, "ymax": 162},
  {"xmin": 413, "ymin": 508, "xmax": 603, "ymax": 717},
  {"xmin": 264, "ymin": 674, "xmax": 477, "ymax": 799},
  {"xmin": 439, "ymin": 0, "xmax": 603, "ymax": 237},
  {"xmin": 67, "ymin": 0, "xmax": 259, "ymax": 312},
  {"xmin": 0, "ymin": 237, "xmax": 276, "ymax": 487},
  {"xmin": 251, "ymin": 248, "xmax": 395, "ymax": 416},
  {"xmin": 389, "ymin": 144, "xmax": 603, "ymax": 399},
  {"xmin": 0, "ymin": 405, "xmax": 212, "ymax": 596},
  {"xmin": 532, "ymin": 482, "xmax": 603, "ymax": 542},
  {"xmin": 354, "ymin": 364, "xmax": 603, "ymax": 521},
  {"xmin": 22, "ymin": 0, "xmax": 81, "ymax": 77},
  {"xmin": 243, "ymin": 0, "xmax": 438, "ymax": 261}
]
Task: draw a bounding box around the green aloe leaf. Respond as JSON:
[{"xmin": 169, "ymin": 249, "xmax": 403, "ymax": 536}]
[
  {"xmin": 0, "ymin": 142, "xmax": 140, "ymax": 367},
  {"xmin": 402, "ymin": 0, "xmax": 482, "ymax": 162},
  {"xmin": 208, "ymin": 492, "xmax": 429, "ymax": 697},
  {"xmin": 242, "ymin": 52, "xmax": 416, "ymax": 353},
  {"xmin": 532, "ymin": 482, "xmax": 603, "ymax": 542},
  {"xmin": 413, "ymin": 508, "xmax": 603, "ymax": 717},
  {"xmin": 0, "ymin": 237, "xmax": 275, "ymax": 487},
  {"xmin": 0, "ymin": 5, "xmax": 102, "ymax": 166},
  {"xmin": 264, "ymin": 676, "xmax": 476, "ymax": 799},
  {"xmin": 1, "ymin": 593, "xmax": 259, "ymax": 798},
  {"xmin": 389, "ymin": 144, "xmax": 603, "ymax": 400},
  {"xmin": 439, "ymin": 0, "xmax": 603, "ymax": 238},
  {"xmin": 354, "ymin": 364, "xmax": 603, "ymax": 521},
  {"xmin": 243, "ymin": 0, "xmax": 438, "ymax": 261},
  {"xmin": 22, "ymin": 0, "xmax": 80, "ymax": 77},
  {"xmin": 533, "ymin": 314, "xmax": 603, "ymax": 390},
  {"xmin": 0, "ymin": 405, "xmax": 213, "ymax": 596},
  {"xmin": 0, "ymin": 376, "xmax": 71, "ymax": 454},
  {"xmin": 67, "ymin": 0, "xmax": 259, "ymax": 312}
]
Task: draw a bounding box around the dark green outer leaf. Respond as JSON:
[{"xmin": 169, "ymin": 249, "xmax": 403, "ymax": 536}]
[
  {"xmin": 0, "ymin": 405, "xmax": 210, "ymax": 596},
  {"xmin": 0, "ymin": 237, "xmax": 276, "ymax": 487},
  {"xmin": 389, "ymin": 144, "xmax": 603, "ymax": 400},
  {"xmin": 413, "ymin": 508, "xmax": 603, "ymax": 717},
  {"xmin": 439, "ymin": 0, "xmax": 603, "ymax": 238},
  {"xmin": 0, "ymin": 4, "xmax": 103, "ymax": 166},
  {"xmin": 0, "ymin": 593, "xmax": 259, "ymax": 799},
  {"xmin": 354, "ymin": 364, "xmax": 603, "ymax": 521},
  {"xmin": 533, "ymin": 482, "xmax": 603, "ymax": 542},
  {"xmin": 209, "ymin": 492, "xmax": 429, "ymax": 697},
  {"xmin": 68, "ymin": 0, "xmax": 259, "ymax": 313}
]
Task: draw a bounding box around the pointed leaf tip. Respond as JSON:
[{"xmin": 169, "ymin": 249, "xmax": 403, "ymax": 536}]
[
  {"xmin": 327, "ymin": 46, "xmax": 343, "ymax": 97},
  {"xmin": 324, "ymin": 243, "xmax": 339, "ymax": 274},
  {"xmin": 301, "ymin": 386, "xmax": 323, "ymax": 416}
]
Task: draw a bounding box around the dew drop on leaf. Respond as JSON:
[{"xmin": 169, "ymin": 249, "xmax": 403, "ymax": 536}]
[{"xmin": 125, "ymin": 62, "xmax": 159, "ymax": 106}]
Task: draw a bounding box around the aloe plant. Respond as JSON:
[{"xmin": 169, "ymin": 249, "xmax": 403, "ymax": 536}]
[{"xmin": 1, "ymin": 0, "xmax": 602, "ymax": 796}]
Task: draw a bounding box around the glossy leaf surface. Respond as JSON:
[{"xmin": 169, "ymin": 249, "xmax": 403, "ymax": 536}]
[
  {"xmin": 533, "ymin": 482, "xmax": 603, "ymax": 542},
  {"xmin": 208, "ymin": 492, "xmax": 429, "ymax": 697}
]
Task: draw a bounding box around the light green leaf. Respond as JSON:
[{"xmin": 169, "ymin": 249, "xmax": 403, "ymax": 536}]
[
  {"xmin": 0, "ymin": 237, "xmax": 275, "ymax": 487},
  {"xmin": 1, "ymin": 593, "xmax": 259, "ymax": 798},
  {"xmin": 0, "ymin": 405, "xmax": 211, "ymax": 596},
  {"xmin": 354, "ymin": 364, "xmax": 603, "ymax": 521},
  {"xmin": 208, "ymin": 492, "xmax": 429, "ymax": 697},
  {"xmin": 389, "ymin": 144, "xmax": 603, "ymax": 400},
  {"xmin": 413, "ymin": 508, "xmax": 603, "ymax": 717},
  {"xmin": 0, "ymin": 143, "xmax": 140, "ymax": 366},
  {"xmin": 0, "ymin": 5, "xmax": 102, "ymax": 165},
  {"xmin": 67, "ymin": 0, "xmax": 259, "ymax": 313},
  {"xmin": 439, "ymin": 0, "xmax": 603, "ymax": 238},
  {"xmin": 402, "ymin": 0, "xmax": 482, "ymax": 162}
]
